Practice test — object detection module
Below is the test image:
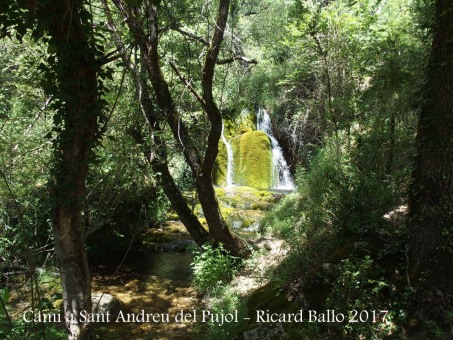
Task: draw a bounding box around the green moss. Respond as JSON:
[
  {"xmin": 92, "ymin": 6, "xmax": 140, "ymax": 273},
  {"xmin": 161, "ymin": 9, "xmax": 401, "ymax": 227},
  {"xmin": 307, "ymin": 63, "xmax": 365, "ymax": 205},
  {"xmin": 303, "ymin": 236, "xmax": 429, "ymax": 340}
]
[
  {"xmin": 193, "ymin": 203, "xmax": 203, "ymax": 217},
  {"xmin": 220, "ymin": 206, "xmax": 236, "ymax": 220},
  {"xmin": 231, "ymin": 131, "xmax": 272, "ymax": 189},
  {"xmin": 241, "ymin": 219, "xmax": 253, "ymax": 228},
  {"xmin": 166, "ymin": 210, "xmax": 179, "ymax": 220},
  {"xmin": 223, "ymin": 116, "xmax": 237, "ymax": 139},
  {"xmin": 214, "ymin": 112, "xmax": 262, "ymax": 187},
  {"xmin": 220, "ymin": 186, "xmax": 274, "ymax": 200},
  {"xmin": 215, "ymin": 187, "xmax": 276, "ymax": 208},
  {"xmin": 234, "ymin": 109, "xmax": 256, "ymax": 135},
  {"xmin": 213, "ymin": 139, "xmax": 228, "ymax": 186}
]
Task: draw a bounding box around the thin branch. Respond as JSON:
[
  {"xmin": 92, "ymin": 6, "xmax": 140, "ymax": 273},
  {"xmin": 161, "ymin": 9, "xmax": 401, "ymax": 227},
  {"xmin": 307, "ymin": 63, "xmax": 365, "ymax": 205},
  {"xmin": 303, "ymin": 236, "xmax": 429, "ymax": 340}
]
[
  {"xmin": 168, "ymin": 61, "xmax": 207, "ymax": 110},
  {"xmin": 217, "ymin": 55, "xmax": 257, "ymax": 65},
  {"xmin": 102, "ymin": 0, "xmax": 155, "ymax": 137},
  {"xmin": 0, "ymin": 168, "xmax": 23, "ymax": 224},
  {"xmin": 98, "ymin": 64, "xmax": 127, "ymax": 135},
  {"xmin": 100, "ymin": 52, "xmax": 123, "ymax": 65},
  {"xmin": 0, "ymin": 294, "xmax": 17, "ymax": 340},
  {"xmin": 171, "ymin": 26, "xmax": 210, "ymax": 46}
]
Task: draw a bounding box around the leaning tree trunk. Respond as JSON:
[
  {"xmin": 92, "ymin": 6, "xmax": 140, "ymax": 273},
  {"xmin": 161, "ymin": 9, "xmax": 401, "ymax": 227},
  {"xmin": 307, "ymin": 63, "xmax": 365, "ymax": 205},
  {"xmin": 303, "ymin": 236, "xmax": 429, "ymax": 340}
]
[
  {"xmin": 134, "ymin": 62, "xmax": 214, "ymax": 246},
  {"xmin": 408, "ymin": 0, "xmax": 453, "ymax": 325},
  {"xmin": 111, "ymin": 0, "xmax": 249, "ymax": 257},
  {"xmin": 101, "ymin": 2, "xmax": 213, "ymax": 247},
  {"xmin": 46, "ymin": 1, "xmax": 101, "ymax": 338}
]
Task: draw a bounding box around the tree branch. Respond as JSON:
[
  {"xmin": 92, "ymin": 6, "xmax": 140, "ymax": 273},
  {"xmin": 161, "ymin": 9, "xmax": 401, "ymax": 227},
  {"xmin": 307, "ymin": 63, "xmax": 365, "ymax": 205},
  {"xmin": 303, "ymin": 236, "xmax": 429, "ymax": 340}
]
[
  {"xmin": 111, "ymin": 0, "xmax": 203, "ymax": 173},
  {"xmin": 217, "ymin": 55, "xmax": 257, "ymax": 65},
  {"xmin": 99, "ymin": 47, "xmax": 124, "ymax": 65},
  {"xmin": 171, "ymin": 26, "xmax": 209, "ymax": 46},
  {"xmin": 200, "ymin": 0, "xmax": 230, "ymax": 173},
  {"xmin": 102, "ymin": 0, "xmax": 155, "ymax": 136},
  {"xmin": 168, "ymin": 61, "xmax": 207, "ymax": 110}
]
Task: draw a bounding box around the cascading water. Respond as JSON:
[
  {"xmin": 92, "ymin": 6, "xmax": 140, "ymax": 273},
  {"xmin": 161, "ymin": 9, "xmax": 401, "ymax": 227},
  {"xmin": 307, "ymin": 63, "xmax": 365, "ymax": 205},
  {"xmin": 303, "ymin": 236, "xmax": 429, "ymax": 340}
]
[
  {"xmin": 221, "ymin": 123, "xmax": 234, "ymax": 187},
  {"xmin": 257, "ymin": 108, "xmax": 295, "ymax": 190}
]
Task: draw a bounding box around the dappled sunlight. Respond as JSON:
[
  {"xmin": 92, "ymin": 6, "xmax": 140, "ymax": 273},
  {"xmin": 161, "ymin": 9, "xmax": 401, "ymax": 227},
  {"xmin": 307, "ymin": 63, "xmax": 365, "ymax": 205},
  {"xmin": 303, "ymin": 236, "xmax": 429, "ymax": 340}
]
[{"xmin": 91, "ymin": 251, "xmax": 197, "ymax": 339}]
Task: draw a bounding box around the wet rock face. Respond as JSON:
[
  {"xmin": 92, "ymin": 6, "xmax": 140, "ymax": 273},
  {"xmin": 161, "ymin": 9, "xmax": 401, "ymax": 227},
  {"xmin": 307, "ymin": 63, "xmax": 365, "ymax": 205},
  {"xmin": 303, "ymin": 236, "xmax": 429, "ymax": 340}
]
[
  {"xmin": 213, "ymin": 108, "xmax": 294, "ymax": 189},
  {"xmin": 231, "ymin": 131, "xmax": 272, "ymax": 189},
  {"xmin": 214, "ymin": 130, "xmax": 273, "ymax": 188},
  {"xmin": 214, "ymin": 112, "xmax": 263, "ymax": 187},
  {"xmin": 213, "ymin": 140, "xmax": 228, "ymax": 186}
]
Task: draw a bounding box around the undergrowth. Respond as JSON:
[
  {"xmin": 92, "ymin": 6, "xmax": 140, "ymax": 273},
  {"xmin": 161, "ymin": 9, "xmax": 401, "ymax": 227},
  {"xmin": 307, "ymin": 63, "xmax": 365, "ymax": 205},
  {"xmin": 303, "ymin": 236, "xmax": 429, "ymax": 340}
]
[
  {"xmin": 258, "ymin": 138, "xmax": 411, "ymax": 338},
  {"xmin": 191, "ymin": 243, "xmax": 242, "ymax": 296}
]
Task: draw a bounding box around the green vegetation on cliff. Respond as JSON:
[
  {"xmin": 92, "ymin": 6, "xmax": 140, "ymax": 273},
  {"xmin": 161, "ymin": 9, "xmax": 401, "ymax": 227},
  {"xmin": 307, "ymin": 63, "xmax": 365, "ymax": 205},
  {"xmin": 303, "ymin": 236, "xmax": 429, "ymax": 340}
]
[
  {"xmin": 235, "ymin": 110, "xmax": 256, "ymax": 136},
  {"xmin": 231, "ymin": 131, "xmax": 272, "ymax": 189},
  {"xmin": 213, "ymin": 111, "xmax": 261, "ymax": 187},
  {"xmin": 213, "ymin": 140, "xmax": 228, "ymax": 186}
]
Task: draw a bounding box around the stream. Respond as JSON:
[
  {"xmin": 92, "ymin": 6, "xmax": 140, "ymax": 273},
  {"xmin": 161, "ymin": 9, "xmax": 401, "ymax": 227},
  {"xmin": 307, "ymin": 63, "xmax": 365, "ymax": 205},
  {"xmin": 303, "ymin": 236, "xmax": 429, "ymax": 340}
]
[
  {"xmin": 91, "ymin": 229, "xmax": 197, "ymax": 339},
  {"xmin": 91, "ymin": 186, "xmax": 288, "ymax": 339}
]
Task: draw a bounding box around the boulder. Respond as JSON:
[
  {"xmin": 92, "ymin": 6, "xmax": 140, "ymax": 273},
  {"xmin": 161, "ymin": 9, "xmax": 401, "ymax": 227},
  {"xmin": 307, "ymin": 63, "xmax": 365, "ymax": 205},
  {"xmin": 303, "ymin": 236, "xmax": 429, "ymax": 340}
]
[
  {"xmin": 92, "ymin": 293, "xmax": 122, "ymax": 318},
  {"xmin": 213, "ymin": 140, "xmax": 228, "ymax": 186},
  {"xmin": 231, "ymin": 131, "xmax": 272, "ymax": 189}
]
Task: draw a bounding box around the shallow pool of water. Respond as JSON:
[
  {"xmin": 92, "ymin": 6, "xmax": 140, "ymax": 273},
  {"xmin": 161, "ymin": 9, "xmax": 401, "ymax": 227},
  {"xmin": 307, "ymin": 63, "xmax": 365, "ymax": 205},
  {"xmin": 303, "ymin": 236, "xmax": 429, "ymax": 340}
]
[{"xmin": 92, "ymin": 250, "xmax": 197, "ymax": 339}]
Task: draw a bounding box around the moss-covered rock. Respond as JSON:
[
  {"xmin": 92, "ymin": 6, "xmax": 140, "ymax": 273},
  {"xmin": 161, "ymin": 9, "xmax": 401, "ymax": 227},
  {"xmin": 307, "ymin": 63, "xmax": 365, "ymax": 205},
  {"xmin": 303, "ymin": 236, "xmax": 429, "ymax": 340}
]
[
  {"xmin": 213, "ymin": 111, "xmax": 258, "ymax": 186},
  {"xmin": 213, "ymin": 139, "xmax": 228, "ymax": 186},
  {"xmin": 215, "ymin": 186, "xmax": 274, "ymax": 208},
  {"xmin": 223, "ymin": 115, "xmax": 237, "ymax": 139},
  {"xmin": 231, "ymin": 131, "xmax": 272, "ymax": 189},
  {"xmin": 234, "ymin": 109, "xmax": 256, "ymax": 136}
]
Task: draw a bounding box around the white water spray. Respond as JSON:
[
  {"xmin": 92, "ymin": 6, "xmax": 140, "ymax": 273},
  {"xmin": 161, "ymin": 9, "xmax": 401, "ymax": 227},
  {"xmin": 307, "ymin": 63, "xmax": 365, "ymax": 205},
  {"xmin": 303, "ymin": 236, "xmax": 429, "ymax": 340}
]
[
  {"xmin": 221, "ymin": 123, "xmax": 234, "ymax": 187},
  {"xmin": 257, "ymin": 108, "xmax": 295, "ymax": 190}
]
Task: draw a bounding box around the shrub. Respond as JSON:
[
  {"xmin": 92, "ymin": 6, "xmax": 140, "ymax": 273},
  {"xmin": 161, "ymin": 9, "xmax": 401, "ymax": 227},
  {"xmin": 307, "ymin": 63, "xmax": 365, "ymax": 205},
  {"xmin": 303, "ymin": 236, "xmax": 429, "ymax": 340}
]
[
  {"xmin": 260, "ymin": 192, "xmax": 303, "ymax": 239},
  {"xmin": 191, "ymin": 244, "xmax": 241, "ymax": 295},
  {"xmin": 202, "ymin": 286, "xmax": 248, "ymax": 340},
  {"xmin": 0, "ymin": 287, "xmax": 65, "ymax": 340},
  {"xmin": 325, "ymin": 256, "xmax": 401, "ymax": 338},
  {"xmin": 298, "ymin": 136, "xmax": 400, "ymax": 235}
]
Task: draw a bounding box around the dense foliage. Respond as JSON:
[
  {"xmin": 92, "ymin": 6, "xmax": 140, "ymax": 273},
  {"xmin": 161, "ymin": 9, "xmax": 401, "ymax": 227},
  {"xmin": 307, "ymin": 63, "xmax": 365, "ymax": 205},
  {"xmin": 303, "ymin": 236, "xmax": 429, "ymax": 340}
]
[
  {"xmin": 1, "ymin": 0, "xmax": 451, "ymax": 338},
  {"xmin": 191, "ymin": 243, "xmax": 240, "ymax": 295}
]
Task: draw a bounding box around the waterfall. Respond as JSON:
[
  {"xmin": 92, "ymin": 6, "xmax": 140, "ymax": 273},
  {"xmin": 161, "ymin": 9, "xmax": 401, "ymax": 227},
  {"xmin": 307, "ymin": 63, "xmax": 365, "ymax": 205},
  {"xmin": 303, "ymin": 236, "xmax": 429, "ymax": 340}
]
[
  {"xmin": 257, "ymin": 108, "xmax": 295, "ymax": 190},
  {"xmin": 221, "ymin": 123, "xmax": 234, "ymax": 187}
]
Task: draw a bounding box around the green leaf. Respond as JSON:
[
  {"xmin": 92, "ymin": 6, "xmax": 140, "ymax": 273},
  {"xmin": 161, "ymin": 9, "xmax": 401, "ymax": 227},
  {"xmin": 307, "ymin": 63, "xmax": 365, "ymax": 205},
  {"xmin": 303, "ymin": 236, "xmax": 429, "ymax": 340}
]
[{"xmin": 0, "ymin": 288, "xmax": 10, "ymax": 304}]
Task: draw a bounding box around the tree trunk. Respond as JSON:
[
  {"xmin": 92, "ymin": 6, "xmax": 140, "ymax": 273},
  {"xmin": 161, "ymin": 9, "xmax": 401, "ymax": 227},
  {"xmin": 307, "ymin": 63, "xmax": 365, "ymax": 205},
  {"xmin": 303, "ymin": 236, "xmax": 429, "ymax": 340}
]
[
  {"xmin": 151, "ymin": 150, "xmax": 214, "ymax": 246},
  {"xmin": 46, "ymin": 1, "xmax": 100, "ymax": 338},
  {"xmin": 111, "ymin": 0, "xmax": 249, "ymax": 257},
  {"xmin": 135, "ymin": 65, "xmax": 213, "ymax": 246},
  {"xmin": 195, "ymin": 174, "xmax": 249, "ymax": 256},
  {"xmin": 102, "ymin": 0, "xmax": 212, "ymax": 248},
  {"xmin": 408, "ymin": 0, "xmax": 453, "ymax": 325},
  {"xmin": 126, "ymin": 85, "xmax": 214, "ymax": 246},
  {"xmin": 196, "ymin": 0, "xmax": 250, "ymax": 257}
]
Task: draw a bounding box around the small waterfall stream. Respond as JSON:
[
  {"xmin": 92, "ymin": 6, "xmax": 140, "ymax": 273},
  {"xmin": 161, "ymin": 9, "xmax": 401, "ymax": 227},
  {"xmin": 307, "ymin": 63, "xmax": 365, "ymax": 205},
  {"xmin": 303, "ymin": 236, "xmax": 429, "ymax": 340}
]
[
  {"xmin": 257, "ymin": 108, "xmax": 295, "ymax": 190},
  {"xmin": 221, "ymin": 123, "xmax": 234, "ymax": 187},
  {"xmin": 220, "ymin": 108, "xmax": 295, "ymax": 190}
]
